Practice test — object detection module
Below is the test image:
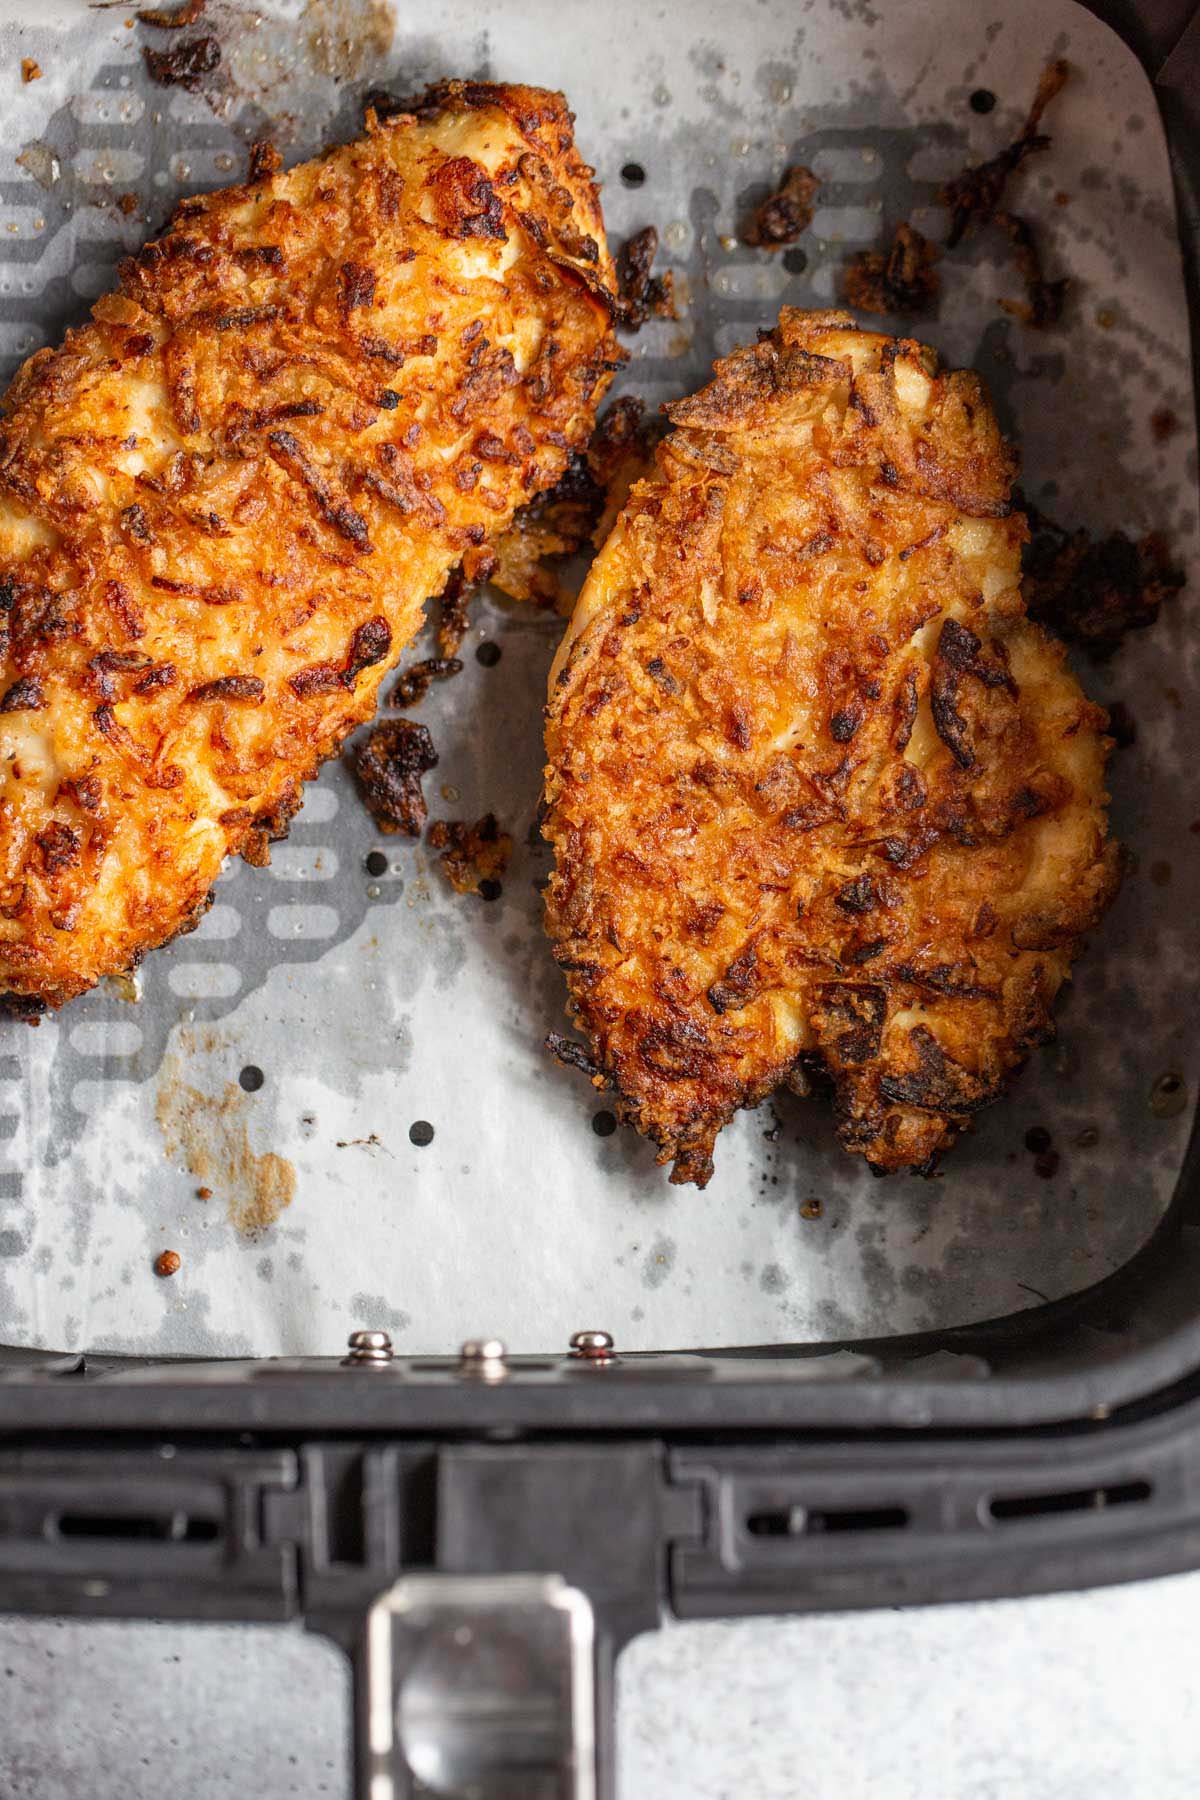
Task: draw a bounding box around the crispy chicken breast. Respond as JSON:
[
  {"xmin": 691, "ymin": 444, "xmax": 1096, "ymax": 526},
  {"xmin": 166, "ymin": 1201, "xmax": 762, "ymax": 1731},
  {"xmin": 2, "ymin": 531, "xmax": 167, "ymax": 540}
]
[
  {"xmin": 544, "ymin": 310, "xmax": 1119, "ymax": 1184},
  {"xmin": 0, "ymin": 80, "xmax": 619, "ymax": 1011}
]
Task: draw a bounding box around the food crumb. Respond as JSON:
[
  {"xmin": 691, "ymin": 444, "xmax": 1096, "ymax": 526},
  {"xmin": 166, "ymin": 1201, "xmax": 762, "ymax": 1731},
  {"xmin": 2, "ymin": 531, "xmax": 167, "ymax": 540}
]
[
  {"xmin": 389, "ymin": 656, "xmax": 462, "ymax": 709},
  {"xmin": 616, "ymin": 225, "xmax": 676, "ymax": 327},
  {"xmin": 196, "ymin": 1185, "xmax": 212, "ymax": 1200},
  {"xmin": 844, "ymin": 222, "xmax": 939, "ymax": 318},
  {"xmin": 352, "ymin": 718, "xmax": 438, "ymax": 836},
  {"xmin": 154, "ymin": 1250, "xmax": 181, "ymax": 1278},
  {"xmin": 118, "ymin": 192, "xmax": 140, "ymax": 217},
  {"xmin": 20, "ymin": 58, "xmax": 42, "ymax": 82},
  {"xmin": 742, "ymin": 165, "xmax": 820, "ymax": 249},
  {"xmin": 429, "ymin": 813, "xmax": 512, "ymax": 899},
  {"xmin": 800, "ymin": 1197, "xmax": 823, "ymax": 1220},
  {"xmin": 1021, "ymin": 502, "xmax": 1184, "ymax": 659}
]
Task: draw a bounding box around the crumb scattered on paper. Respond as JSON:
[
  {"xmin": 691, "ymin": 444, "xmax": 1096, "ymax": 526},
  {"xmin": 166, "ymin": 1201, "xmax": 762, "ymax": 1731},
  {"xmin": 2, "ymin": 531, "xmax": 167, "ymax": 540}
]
[
  {"xmin": 742, "ymin": 165, "xmax": 819, "ymax": 248},
  {"xmin": 353, "ymin": 718, "xmax": 438, "ymax": 835},
  {"xmin": 429, "ymin": 813, "xmax": 512, "ymax": 898},
  {"xmin": 843, "ymin": 222, "xmax": 940, "ymax": 318},
  {"xmin": 1022, "ymin": 501, "xmax": 1185, "ymax": 658},
  {"xmin": 389, "ymin": 656, "xmax": 463, "ymax": 708},
  {"xmin": 616, "ymin": 225, "xmax": 676, "ymax": 328}
]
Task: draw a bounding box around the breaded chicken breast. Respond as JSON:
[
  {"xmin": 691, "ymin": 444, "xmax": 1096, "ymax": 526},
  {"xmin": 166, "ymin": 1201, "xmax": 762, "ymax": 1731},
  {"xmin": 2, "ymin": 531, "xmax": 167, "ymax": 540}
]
[
  {"xmin": 543, "ymin": 310, "xmax": 1118, "ymax": 1184},
  {"xmin": 0, "ymin": 80, "xmax": 619, "ymax": 1012}
]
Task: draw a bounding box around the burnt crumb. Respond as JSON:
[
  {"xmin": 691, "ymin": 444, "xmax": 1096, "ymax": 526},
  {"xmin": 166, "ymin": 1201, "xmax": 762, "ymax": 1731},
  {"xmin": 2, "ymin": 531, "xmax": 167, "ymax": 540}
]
[
  {"xmin": 428, "ymin": 812, "xmax": 512, "ymax": 897},
  {"xmin": 1033, "ymin": 1149, "xmax": 1060, "ymax": 1179},
  {"xmin": 137, "ymin": 0, "xmax": 205, "ymax": 24},
  {"xmin": 844, "ymin": 222, "xmax": 940, "ymax": 319},
  {"xmin": 707, "ymin": 941, "xmax": 760, "ymax": 1014},
  {"xmin": 835, "ymin": 875, "xmax": 878, "ymax": 915},
  {"xmin": 546, "ymin": 1030, "xmax": 605, "ymax": 1081},
  {"xmin": 247, "ymin": 139, "xmax": 282, "ymax": 184},
  {"xmin": 436, "ymin": 564, "xmax": 483, "ymax": 658},
  {"xmin": 587, "ymin": 395, "xmax": 649, "ymax": 484},
  {"xmin": 0, "ymin": 676, "xmax": 44, "ymax": 712},
  {"xmin": 154, "ymin": 1249, "xmax": 181, "ymax": 1278},
  {"xmin": 142, "ymin": 34, "xmax": 221, "ymax": 90},
  {"xmin": 1024, "ymin": 1124, "xmax": 1053, "ymax": 1153},
  {"xmin": 487, "ymin": 399, "xmax": 661, "ymax": 611},
  {"xmin": 35, "ymin": 822, "xmax": 81, "ymax": 875},
  {"xmin": 1022, "ymin": 500, "xmax": 1185, "ymax": 658},
  {"xmin": 353, "ymin": 718, "xmax": 437, "ymax": 836},
  {"xmin": 742, "ymin": 165, "xmax": 820, "ymax": 249},
  {"xmin": 186, "ymin": 674, "xmax": 264, "ymax": 704},
  {"xmin": 1150, "ymin": 406, "xmax": 1180, "ymax": 443},
  {"xmin": 361, "ymin": 86, "xmax": 411, "ymax": 124},
  {"xmin": 995, "ymin": 211, "xmax": 1068, "ymax": 328},
  {"xmin": 336, "ymin": 261, "xmax": 378, "ymax": 315},
  {"xmin": 939, "ymin": 58, "xmax": 1069, "ymax": 248},
  {"xmin": 390, "ymin": 656, "xmax": 463, "ymax": 708},
  {"xmin": 429, "ymin": 155, "xmax": 506, "ymax": 241},
  {"xmin": 1105, "ymin": 700, "xmax": 1137, "ymax": 748},
  {"xmin": 342, "ymin": 616, "xmax": 391, "ymax": 688},
  {"xmin": 490, "ymin": 457, "xmax": 604, "ymax": 608},
  {"xmin": 62, "ymin": 774, "xmax": 102, "ymax": 812},
  {"xmin": 615, "ymin": 226, "xmax": 676, "ymax": 329}
]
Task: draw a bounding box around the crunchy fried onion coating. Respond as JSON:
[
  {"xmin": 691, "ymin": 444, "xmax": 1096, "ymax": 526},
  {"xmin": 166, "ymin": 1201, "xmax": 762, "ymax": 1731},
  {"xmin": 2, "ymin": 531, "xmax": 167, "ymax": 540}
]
[
  {"xmin": 543, "ymin": 309, "xmax": 1118, "ymax": 1184},
  {"xmin": 0, "ymin": 80, "xmax": 619, "ymax": 1010}
]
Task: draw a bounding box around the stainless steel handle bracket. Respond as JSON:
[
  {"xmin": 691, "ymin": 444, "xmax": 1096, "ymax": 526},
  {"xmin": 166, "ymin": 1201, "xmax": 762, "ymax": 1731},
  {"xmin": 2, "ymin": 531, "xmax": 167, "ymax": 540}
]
[{"xmin": 363, "ymin": 1572, "xmax": 596, "ymax": 1800}]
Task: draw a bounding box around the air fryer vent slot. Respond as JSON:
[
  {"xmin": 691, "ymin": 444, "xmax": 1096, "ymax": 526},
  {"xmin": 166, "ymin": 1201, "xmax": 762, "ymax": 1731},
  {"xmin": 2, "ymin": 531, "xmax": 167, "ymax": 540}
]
[
  {"xmin": 54, "ymin": 1511, "xmax": 221, "ymax": 1544},
  {"xmin": 986, "ymin": 1480, "xmax": 1152, "ymax": 1523},
  {"xmin": 746, "ymin": 1503, "xmax": 909, "ymax": 1537}
]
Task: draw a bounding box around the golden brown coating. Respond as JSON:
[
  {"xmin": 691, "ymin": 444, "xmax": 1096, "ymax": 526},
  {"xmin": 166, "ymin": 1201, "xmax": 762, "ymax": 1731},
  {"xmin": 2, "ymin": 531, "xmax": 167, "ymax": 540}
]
[
  {"xmin": 543, "ymin": 309, "xmax": 1118, "ymax": 1185},
  {"xmin": 0, "ymin": 80, "xmax": 619, "ymax": 1011}
]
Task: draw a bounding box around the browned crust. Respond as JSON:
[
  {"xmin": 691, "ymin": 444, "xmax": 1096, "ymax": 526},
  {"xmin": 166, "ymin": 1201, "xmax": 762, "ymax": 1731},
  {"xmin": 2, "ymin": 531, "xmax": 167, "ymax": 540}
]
[
  {"xmin": 0, "ymin": 82, "xmax": 619, "ymax": 1009},
  {"xmin": 543, "ymin": 307, "xmax": 1118, "ymax": 1183}
]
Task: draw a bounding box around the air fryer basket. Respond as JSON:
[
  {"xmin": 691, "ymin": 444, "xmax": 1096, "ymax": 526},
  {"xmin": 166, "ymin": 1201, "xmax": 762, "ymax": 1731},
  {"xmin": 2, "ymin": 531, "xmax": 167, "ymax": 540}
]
[{"xmin": 0, "ymin": 1, "xmax": 1195, "ymax": 1796}]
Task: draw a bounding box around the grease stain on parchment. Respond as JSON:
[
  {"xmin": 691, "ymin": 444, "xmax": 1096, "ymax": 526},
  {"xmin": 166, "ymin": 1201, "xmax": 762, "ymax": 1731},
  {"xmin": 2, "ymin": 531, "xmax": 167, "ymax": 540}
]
[
  {"xmin": 302, "ymin": 0, "xmax": 395, "ymax": 80},
  {"xmin": 156, "ymin": 1050, "xmax": 295, "ymax": 1239}
]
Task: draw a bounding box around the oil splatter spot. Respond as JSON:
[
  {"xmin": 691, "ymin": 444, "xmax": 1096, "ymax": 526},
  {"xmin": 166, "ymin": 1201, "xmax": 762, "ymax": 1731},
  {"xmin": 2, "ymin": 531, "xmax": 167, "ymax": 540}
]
[
  {"xmin": 759, "ymin": 1262, "xmax": 788, "ymax": 1295},
  {"xmin": 156, "ymin": 1051, "xmax": 296, "ymax": 1239},
  {"xmin": 302, "ymin": 0, "xmax": 394, "ymax": 79},
  {"xmin": 641, "ymin": 1234, "xmax": 676, "ymax": 1288},
  {"xmin": 0, "ymin": 1231, "xmax": 26, "ymax": 1258},
  {"xmin": 349, "ymin": 1291, "xmax": 411, "ymax": 1333}
]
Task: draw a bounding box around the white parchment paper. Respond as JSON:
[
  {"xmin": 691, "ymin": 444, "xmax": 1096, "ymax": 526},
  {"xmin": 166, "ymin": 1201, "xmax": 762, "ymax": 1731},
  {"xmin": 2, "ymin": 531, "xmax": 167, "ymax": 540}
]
[{"xmin": 0, "ymin": 0, "xmax": 1194, "ymax": 1354}]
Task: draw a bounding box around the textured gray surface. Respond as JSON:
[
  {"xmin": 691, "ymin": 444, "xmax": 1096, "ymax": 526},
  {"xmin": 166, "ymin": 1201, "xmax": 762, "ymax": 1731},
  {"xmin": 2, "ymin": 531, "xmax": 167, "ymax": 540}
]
[
  {"xmin": 0, "ymin": 0, "xmax": 1194, "ymax": 1357},
  {"xmin": 1, "ymin": 1576, "xmax": 1199, "ymax": 1797}
]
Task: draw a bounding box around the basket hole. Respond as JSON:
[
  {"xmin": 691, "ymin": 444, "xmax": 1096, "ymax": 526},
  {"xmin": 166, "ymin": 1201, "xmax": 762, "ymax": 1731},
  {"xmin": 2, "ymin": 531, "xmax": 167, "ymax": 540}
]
[
  {"xmin": 747, "ymin": 1503, "xmax": 909, "ymax": 1537},
  {"xmin": 56, "ymin": 1511, "xmax": 220, "ymax": 1543},
  {"xmin": 986, "ymin": 1480, "xmax": 1152, "ymax": 1522}
]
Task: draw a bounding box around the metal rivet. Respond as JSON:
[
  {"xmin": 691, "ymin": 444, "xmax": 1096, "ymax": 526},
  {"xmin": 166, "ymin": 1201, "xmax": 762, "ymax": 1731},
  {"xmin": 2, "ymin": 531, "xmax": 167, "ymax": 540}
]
[
  {"xmin": 570, "ymin": 1329, "xmax": 616, "ymax": 1363},
  {"xmin": 343, "ymin": 1328, "xmax": 394, "ymax": 1368},
  {"xmin": 459, "ymin": 1338, "xmax": 508, "ymax": 1381}
]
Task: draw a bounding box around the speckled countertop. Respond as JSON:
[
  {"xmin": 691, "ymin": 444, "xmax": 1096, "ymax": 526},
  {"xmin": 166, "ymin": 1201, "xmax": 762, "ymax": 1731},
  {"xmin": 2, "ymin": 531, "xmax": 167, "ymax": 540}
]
[{"xmin": 0, "ymin": 1573, "xmax": 1196, "ymax": 1797}]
